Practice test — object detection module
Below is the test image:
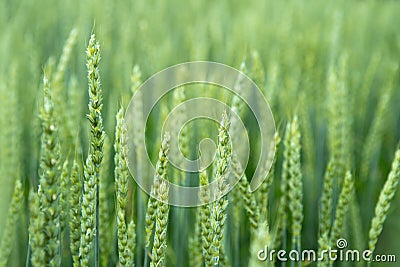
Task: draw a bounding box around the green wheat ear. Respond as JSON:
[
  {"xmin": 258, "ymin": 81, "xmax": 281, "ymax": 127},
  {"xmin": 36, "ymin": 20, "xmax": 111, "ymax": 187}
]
[
  {"xmin": 211, "ymin": 112, "xmax": 231, "ymax": 267},
  {"xmin": 199, "ymin": 170, "xmax": 213, "ymax": 267},
  {"xmin": 150, "ymin": 134, "xmax": 171, "ymax": 267},
  {"xmin": 100, "ymin": 136, "xmax": 112, "ymax": 266},
  {"xmin": 29, "ymin": 189, "xmax": 45, "ymax": 267},
  {"xmin": 0, "ymin": 179, "xmax": 23, "ymax": 266},
  {"xmin": 258, "ymin": 132, "xmax": 280, "ymax": 221},
  {"xmin": 232, "ymin": 154, "xmax": 260, "ymax": 232},
  {"xmin": 368, "ymin": 149, "xmax": 400, "ymax": 255},
  {"xmin": 330, "ymin": 171, "xmax": 353, "ymax": 246},
  {"xmin": 52, "ymin": 28, "xmax": 78, "ymax": 150},
  {"xmin": 69, "ymin": 156, "xmax": 82, "ymax": 267},
  {"xmin": 38, "ymin": 76, "xmax": 62, "ymax": 267},
  {"xmin": 144, "ymin": 134, "xmax": 170, "ymax": 266},
  {"xmin": 80, "ymin": 33, "xmax": 105, "ymax": 267},
  {"xmin": 115, "ymin": 107, "xmax": 133, "ymax": 266},
  {"xmin": 273, "ymin": 122, "xmax": 292, "ymax": 250},
  {"xmin": 287, "ymin": 116, "xmax": 303, "ymax": 257}
]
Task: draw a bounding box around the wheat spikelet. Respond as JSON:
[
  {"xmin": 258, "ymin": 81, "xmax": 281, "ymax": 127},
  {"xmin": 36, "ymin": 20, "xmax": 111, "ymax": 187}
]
[{"xmin": 368, "ymin": 149, "xmax": 400, "ymax": 254}]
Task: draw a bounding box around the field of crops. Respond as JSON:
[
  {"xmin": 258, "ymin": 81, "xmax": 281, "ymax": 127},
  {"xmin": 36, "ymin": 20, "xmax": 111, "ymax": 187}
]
[{"xmin": 0, "ymin": 0, "xmax": 400, "ymax": 266}]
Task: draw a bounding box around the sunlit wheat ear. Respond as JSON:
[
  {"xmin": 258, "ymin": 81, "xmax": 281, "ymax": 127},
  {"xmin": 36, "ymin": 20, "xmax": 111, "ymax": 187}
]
[
  {"xmin": 150, "ymin": 134, "xmax": 171, "ymax": 267},
  {"xmin": 80, "ymin": 33, "xmax": 105, "ymax": 267},
  {"xmin": 38, "ymin": 76, "xmax": 62, "ymax": 266},
  {"xmin": 198, "ymin": 170, "xmax": 214, "ymax": 266},
  {"xmin": 0, "ymin": 180, "xmax": 23, "ymax": 266},
  {"xmin": 368, "ymin": 149, "xmax": 400, "ymax": 255},
  {"xmin": 144, "ymin": 134, "xmax": 170, "ymax": 264},
  {"xmin": 69, "ymin": 156, "xmax": 82, "ymax": 267},
  {"xmin": 115, "ymin": 107, "xmax": 132, "ymax": 266},
  {"xmin": 211, "ymin": 112, "xmax": 231, "ymax": 267}
]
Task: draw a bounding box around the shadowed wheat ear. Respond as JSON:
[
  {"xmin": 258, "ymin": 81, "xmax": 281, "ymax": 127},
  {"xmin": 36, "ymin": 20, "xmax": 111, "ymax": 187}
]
[
  {"xmin": 231, "ymin": 154, "xmax": 260, "ymax": 232},
  {"xmin": 330, "ymin": 171, "xmax": 353, "ymax": 246},
  {"xmin": 273, "ymin": 122, "xmax": 292, "ymax": 250},
  {"xmin": 368, "ymin": 149, "xmax": 400, "ymax": 257},
  {"xmin": 0, "ymin": 180, "xmax": 23, "ymax": 266},
  {"xmin": 37, "ymin": 76, "xmax": 62, "ymax": 266},
  {"xmin": 29, "ymin": 190, "xmax": 45, "ymax": 267},
  {"xmin": 69, "ymin": 156, "xmax": 82, "ymax": 267},
  {"xmin": 100, "ymin": 137, "xmax": 112, "ymax": 266},
  {"xmin": 52, "ymin": 28, "xmax": 78, "ymax": 149},
  {"xmin": 287, "ymin": 116, "xmax": 303, "ymax": 263},
  {"xmin": 211, "ymin": 112, "xmax": 231, "ymax": 267},
  {"xmin": 258, "ymin": 132, "xmax": 280, "ymax": 221}
]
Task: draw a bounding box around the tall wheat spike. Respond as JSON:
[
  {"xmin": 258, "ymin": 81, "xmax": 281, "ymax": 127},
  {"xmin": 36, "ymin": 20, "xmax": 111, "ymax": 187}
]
[
  {"xmin": 287, "ymin": 116, "xmax": 303, "ymax": 263},
  {"xmin": 115, "ymin": 107, "xmax": 133, "ymax": 266},
  {"xmin": 37, "ymin": 77, "xmax": 62, "ymax": 267},
  {"xmin": 211, "ymin": 113, "xmax": 231, "ymax": 267},
  {"xmin": 80, "ymin": 33, "xmax": 105, "ymax": 267},
  {"xmin": 368, "ymin": 149, "xmax": 400, "ymax": 256},
  {"xmin": 150, "ymin": 134, "xmax": 171, "ymax": 267},
  {"xmin": 144, "ymin": 134, "xmax": 170, "ymax": 266}
]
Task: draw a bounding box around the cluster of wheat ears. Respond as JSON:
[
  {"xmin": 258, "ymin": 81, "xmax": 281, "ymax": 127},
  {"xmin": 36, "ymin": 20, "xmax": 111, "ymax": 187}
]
[
  {"xmin": 1, "ymin": 1, "xmax": 400, "ymax": 267},
  {"xmin": 0, "ymin": 28, "xmax": 399, "ymax": 267}
]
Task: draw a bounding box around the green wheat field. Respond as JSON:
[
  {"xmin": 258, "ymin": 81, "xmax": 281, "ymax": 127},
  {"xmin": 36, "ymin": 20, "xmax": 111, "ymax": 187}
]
[{"xmin": 0, "ymin": 0, "xmax": 400, "ymax": 266}]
